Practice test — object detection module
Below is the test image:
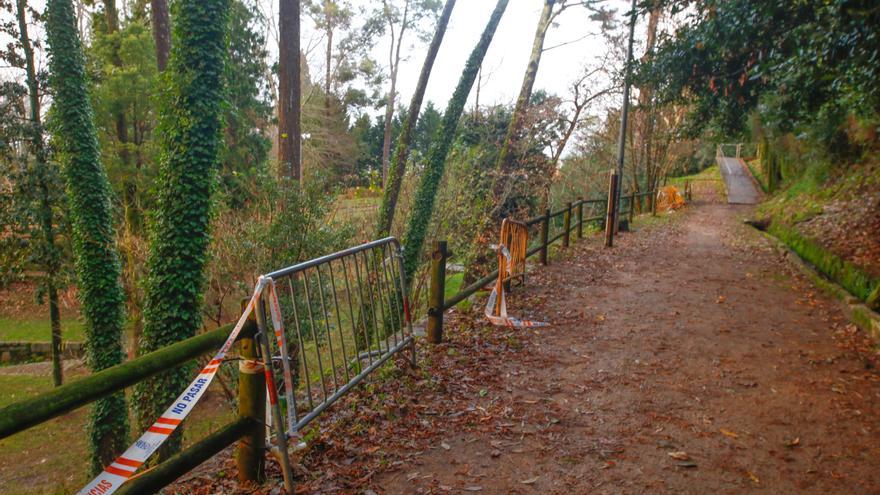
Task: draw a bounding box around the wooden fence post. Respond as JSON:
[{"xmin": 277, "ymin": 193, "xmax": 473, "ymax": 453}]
[
  {"xmin": 651, "ymin": 189, "xmax": 658, "ymax": 216},
  {"xmin": 562, "ymin": 202, "xmax": 572, "ymax": 248},
  {"xmin": 604, "ymin": 170, "xmax": 619, "ymax": 248},
  {"xmin": 236, "ymin": 299, "xmax": 265, "ymax": 484},
  {"xmin": 576, "ymin": 199, "xmax": 584, "ymax": 239},
  {"xmin": 427, "ymin": 240, "xmax": 447, "ymax": 344},
  {"xmin": 540, "ymin": 208, "xmax": 550, "ymax": 265}
]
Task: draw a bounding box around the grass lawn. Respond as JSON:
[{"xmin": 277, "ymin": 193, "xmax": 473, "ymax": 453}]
[
  {"xmin": 0, "ymin": 372, "xmax": 236, "ymax": 494},
  {"xmin": 0, "ymin": 317, "xmax": 85, "ymax": 343}
]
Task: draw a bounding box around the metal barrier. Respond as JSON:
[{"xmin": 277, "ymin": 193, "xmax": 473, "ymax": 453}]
[
  {"xmin": 260, "ymin": 237, "xmax": 415, "ymax": 437},
  {"xmin": 0, "ymin": 237, "xmax": 415, "ymax": 495}
]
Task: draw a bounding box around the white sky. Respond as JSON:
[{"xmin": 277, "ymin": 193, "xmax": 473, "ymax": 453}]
[
  {"xmin": 289, "ymin": 0, "xmax": 636, "ymax": 116},
  {"xmin": 377, "ymin": 0, "xmax": 630, "ymax": 110}
]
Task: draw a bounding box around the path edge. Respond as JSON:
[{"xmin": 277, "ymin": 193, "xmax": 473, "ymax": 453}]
[{"xmin": 757, "ymin": 228, "xmax": 880, "ymax": 339}]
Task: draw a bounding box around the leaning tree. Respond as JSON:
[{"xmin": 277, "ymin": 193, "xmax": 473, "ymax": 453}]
[{"xmin": 401, "ymin": 0, "xmax": 509, "ymax": 280}]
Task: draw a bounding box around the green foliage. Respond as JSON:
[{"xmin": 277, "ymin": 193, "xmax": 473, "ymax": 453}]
[
  {"xmin": 641, "ymin": 0, "xmax": 880, "ymax": 158},
  {"xmin": 44, "ymin": 0, "xmax": 128, "ymax": 473},
  {"xmin": 134, "ymin": 0, "xmax": 231, "ymax": 460},
  {"xmin": 87, "ymin": 9, "xmax": 159, "ymax": 213},
  {"xmin": 220, "ymin": 0, "xmax": 272, "ymax": 201},
  {"xmin": 401, "ymin": 0, "xmax": 509, "ymax": 282}
]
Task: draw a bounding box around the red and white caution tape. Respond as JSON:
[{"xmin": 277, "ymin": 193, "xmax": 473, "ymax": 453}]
[
  {"xmin": 484, "ymin": 245, "xmax": 548, "ymax": 328},
  {"xmin": 264, "ymin": 278, "xmax": 298, "ymax": 433},
  {"xmin": 78, "ymin": 276, "xmax": 286, "ymax": 495}
]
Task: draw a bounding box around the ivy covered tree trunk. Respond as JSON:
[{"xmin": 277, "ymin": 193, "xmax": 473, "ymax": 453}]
[
  {"xmin": 45, "ymin": 0, "xmax": 128, "ymax": 473},
  {"xmin": 376, "ymin": 0, "xmax": 456, "ymax": 238},
  {"xmin": 401, "ymin": 0, "xmax": 509, "ymax": 281},
  {"xmin": 16, "ymin": 0, "xmax": 64, "ymax": 387},
  {"xmin": 134, "ymin": 0, "xmax": 230, "ymax": 461}
]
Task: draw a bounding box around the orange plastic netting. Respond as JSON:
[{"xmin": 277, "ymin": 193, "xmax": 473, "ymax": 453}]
[{"xmin": 656, "ymin": 185, "xmax": 686, "ymax": 211}]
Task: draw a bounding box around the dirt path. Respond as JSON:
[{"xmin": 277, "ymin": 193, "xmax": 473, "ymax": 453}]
[{"xmin": 377, "ymin": 204, "xmax": 880, "ymax": 494}]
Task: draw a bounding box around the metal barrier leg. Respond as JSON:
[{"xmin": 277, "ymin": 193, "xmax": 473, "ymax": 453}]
[{"xmin": 255, "ymin": 296, "xmax": 295, "ymax": 494}]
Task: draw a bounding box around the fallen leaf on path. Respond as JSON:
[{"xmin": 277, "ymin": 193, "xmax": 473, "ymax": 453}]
[
  {"xmin": 716, "ymin": 295, "xmax": 726, "ymax": 303},
  {"xmin": 746, "ymin": 471, "xmax": 760, "ymax": 484},
  {"xmin": 520, "ymin": 476, "xmax": 540, "ymax": 485},
  {"xmin": 784, "ymin": 437, "xmax": 800, "ymax": 448},
  {"xmin": 676, "ymin": 461, "xmax": 698, "ymax": 468},
  {"xmin": 440, "ymin": 442, "xmax": 451, "ymax": 450},
  {"xmin": 720, "ymin": 428, "xmax": 739, "ymax": 439},
  {"xmin": 464, "ymin": 486, "xmax": 483, "ymax": 492},
  {"xmin": 668, "ymin": 451, "xmax": 690, "ymax": 461}
]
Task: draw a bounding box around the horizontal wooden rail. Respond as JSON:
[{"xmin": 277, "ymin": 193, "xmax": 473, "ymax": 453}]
[
  {"xmin": 437, "ymin": 191, "xmax": 652, "ymax": 320},
  {"xmin": 0, "ymin": 320, "xmax": 250, "ymax": 438},
  {"xmin": 443, "ymin": 268, "xmax": 499, "ymax": 310},
  {"xmin": 116, "ymin": 417, "xmax": 256, "ymax": 495}
]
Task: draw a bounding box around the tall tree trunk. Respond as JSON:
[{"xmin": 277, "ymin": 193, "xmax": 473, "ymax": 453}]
[
  {"xmin": 401, "ymin": 0, "xmax": 508, "ymax": 281},
  {"xmin": 380, "ymin": 0, "xmax": 410, "ymax": 185},
  {"xmin": 151, "ymin": 0, "xmax": 171, "ymax": 71},
  {"xmin": 16, "ymin": 0, "xmax": 64, "ymax": 387},
  {"xmin": 278, "ymin": 0, "xmax": 301, "ymax": 182},
  {"xmin": 134, "ymin": 0, "xmax": 230, "ymax": 462},
  {"xmin": 376, "ymin": 0, "xmax": 456, "ymax": 238},
  {"xmin": 491, "ymin": 0, "xmax": 555, "ymax": 210},
  {"xmin": 45, "ymin": 0, "xmax": 129, "ymax": 473}
]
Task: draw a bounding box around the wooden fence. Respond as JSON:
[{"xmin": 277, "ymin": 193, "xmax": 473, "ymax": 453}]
[{"xmin": 0, "ymin": 189, "xmax": 656, "ymax": 494}]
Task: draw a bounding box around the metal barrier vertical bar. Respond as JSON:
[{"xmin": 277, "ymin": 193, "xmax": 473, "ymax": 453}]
[
  {"xmin": 314, "ymin": 264, "xmax": 341, "ymax": 391},
  {"xmin": 254, "ymin": 296, "xmax": 295, "ymax": 493},
  {"xmin": 389, "ymin": 241, "xmax": 417, "ymax": 366},
  {"xmin": 301, "ymin": 269, "xmax": 330, "ymax": 403},
  {"xmin": 360, "ymin": 249, "xmax": 387, "ymax": 356},
  {"xmin": 368, "ymin": 246, "xmax": 394, "ymax": 352},
  {"xmin": 385, "ymin": 242, "xmax": 410, "ymax": 350},
  {"xmin": 339, "ymin": 257, "xmax": 365, "ymax": 375},
  {"xmin": 378, "ymin": 243, "xmax": 402, "ymax": 350},
  {"xmin": 351, "ymin": 252, "xmax": 376, "ymax": 369},
  {"xmin": 326, "ymin": 260, "xmax": 352, "ymax": 383},
  {"xmin": 286, "ymin": 277, "xmax": 315, "ymax": 411}
]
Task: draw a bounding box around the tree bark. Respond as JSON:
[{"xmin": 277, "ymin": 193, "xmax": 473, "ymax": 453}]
[
  {"xmin": 16, "ymin": 0, "xmax": 64, "ymax": 387},
  {"xmin": 278, "ymin": 0, "xmax": 301, "ymax": 182},
  {"xmin": 151, "ymin": 0, "xmax": 171, "ymax": 71},
  {"xmin": 375, "ymin": 0, "xmax": 456, "ymax": 238}
]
